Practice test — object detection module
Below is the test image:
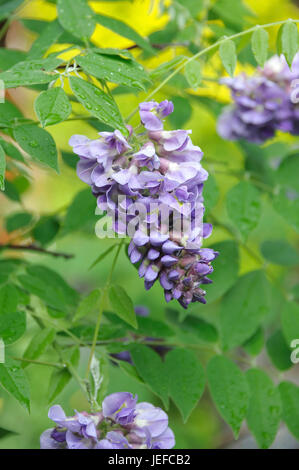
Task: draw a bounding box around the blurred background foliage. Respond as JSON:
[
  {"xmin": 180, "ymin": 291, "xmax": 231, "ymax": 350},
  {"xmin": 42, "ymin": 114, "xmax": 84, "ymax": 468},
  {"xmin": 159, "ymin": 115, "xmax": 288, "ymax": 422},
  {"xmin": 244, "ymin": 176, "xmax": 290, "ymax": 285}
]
[{"xmin": 0, "ymin": 0, "xmax": 299, "ymax": 449}]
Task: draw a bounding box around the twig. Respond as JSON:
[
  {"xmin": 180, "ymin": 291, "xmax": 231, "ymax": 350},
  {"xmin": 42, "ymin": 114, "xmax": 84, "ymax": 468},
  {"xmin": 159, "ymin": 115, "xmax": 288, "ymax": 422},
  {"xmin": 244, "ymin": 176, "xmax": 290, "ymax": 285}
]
[
  {"xmin": 1, "ymin": 244, "xmax": 74, "ymax": 259},
  {"xmin": 126, "ymin": 42, "xmax": 190, "ymax": 51}
]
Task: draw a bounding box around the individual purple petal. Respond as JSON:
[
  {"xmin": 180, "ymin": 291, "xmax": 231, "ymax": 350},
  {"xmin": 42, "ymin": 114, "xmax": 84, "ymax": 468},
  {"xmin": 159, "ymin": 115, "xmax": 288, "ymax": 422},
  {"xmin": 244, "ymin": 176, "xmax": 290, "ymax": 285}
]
[
  {"xmin": 151, "ymin": 427, "xmax": 175, "ymax": 449},
  {"xmin": 134, "ymin": 402, "xmax": 169, "ymax": 438},
  {"xmin": 102, "ymin": 392, "xmax": 137, "ymax": 419},
  {"xmin": 40, "ymin": 429, "xmax": 65, "ymax": 449}
]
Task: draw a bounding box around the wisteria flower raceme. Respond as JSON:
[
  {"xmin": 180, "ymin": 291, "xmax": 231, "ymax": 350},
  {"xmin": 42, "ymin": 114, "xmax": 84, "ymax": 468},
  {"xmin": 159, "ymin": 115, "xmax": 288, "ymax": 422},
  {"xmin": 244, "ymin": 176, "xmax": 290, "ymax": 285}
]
[
  {"xmin": 217, "ymin": 53, "xmax": 299, "ymax": 144},
  {"xmin": 40, "ymin": 393, "xmax": 175, "ymax": 449},
  {"xmin": 69, "ymin": 99, "xmax": 218, "ymax": 308}
]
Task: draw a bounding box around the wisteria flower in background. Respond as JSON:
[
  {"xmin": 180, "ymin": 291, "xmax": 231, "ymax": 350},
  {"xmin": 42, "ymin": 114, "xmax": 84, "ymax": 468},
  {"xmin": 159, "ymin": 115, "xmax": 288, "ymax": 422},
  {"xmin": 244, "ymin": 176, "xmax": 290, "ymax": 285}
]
[
  {"xmin": 217, "ymin": 53, "xmax": 299, "ymax": 143},
  {"xmin": 40, "ymin": 393, "xmax": 175, "ymax": 449},
  {"xmin": 70, "ymin": 99, "xmax": 218, "ymax": 308}
]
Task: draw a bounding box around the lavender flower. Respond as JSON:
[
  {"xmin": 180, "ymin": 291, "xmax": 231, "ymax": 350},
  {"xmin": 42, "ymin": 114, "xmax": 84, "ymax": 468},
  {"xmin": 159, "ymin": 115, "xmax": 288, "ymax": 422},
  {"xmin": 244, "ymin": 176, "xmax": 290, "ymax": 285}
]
[
  {"xmin": 70, "ymin": 99, "xmax": 217, "ymax": 308},
  {"xmin": 40, "ymin": 393, "xmax": 175, "ymax": 449},
  {"xmin": 217, "ymin": 53, "xmax": 299, "ymax": 143}
]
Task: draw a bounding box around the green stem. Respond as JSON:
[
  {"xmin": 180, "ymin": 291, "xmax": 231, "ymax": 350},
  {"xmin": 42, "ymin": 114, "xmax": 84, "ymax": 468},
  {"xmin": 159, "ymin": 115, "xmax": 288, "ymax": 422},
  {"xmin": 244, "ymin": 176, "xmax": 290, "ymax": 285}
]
[
  {"xmin": 126, "ymin": 18, "xmax": 299, "ymax": 122},
  {"xmin": 85, "ymin": 240, "xmax": 124, "ymax": 378},
  {"xmin": 13, "ymin": 357, "xmax": 64, "ymax": 368}
]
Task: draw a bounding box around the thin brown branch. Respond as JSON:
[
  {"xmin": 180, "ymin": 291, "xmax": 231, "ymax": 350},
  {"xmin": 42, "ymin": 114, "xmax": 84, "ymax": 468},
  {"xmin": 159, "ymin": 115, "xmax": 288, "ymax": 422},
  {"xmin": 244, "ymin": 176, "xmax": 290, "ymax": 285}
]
[
  {"xmin": 126, "ymin": 42, "xmax": 190, "ymax": 51},
  {"xmin": 1, "ymin": 243, "xmax": 74, "ymax": 260}
]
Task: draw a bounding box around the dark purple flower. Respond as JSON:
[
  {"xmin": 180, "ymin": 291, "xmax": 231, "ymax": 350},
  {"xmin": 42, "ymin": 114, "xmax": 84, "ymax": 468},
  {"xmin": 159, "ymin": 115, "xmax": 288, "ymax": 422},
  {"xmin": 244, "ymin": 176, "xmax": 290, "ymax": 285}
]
[{"xmin": 70, "ymin": 99, "xmax": 217, "ymax": 308}]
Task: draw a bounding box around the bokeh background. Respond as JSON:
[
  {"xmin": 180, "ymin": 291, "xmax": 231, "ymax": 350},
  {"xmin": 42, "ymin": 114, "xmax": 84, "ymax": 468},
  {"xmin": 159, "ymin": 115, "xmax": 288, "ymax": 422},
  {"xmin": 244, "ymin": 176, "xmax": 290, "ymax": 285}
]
[{"xmin": 0, "ymin": 0, "xmax": 299, "ymax": 449}]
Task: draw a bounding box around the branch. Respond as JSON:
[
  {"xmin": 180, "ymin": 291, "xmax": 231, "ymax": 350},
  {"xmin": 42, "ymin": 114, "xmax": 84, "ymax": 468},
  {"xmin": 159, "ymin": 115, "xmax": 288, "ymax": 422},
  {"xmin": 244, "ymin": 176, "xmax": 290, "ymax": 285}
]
[
  {"xmin": 1, "ymin": 244, "xmax": 74, "ymax": 260},
  {"xmin": 126, "ymin": 42, "xmax": 190, "ymax": 51}
]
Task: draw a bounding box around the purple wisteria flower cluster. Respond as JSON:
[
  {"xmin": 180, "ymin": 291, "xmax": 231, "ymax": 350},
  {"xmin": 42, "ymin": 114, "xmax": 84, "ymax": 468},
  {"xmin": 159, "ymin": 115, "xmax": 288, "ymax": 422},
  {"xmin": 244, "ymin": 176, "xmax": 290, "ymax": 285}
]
[
  {"xmin": 70, "ymin": 100, "xmax": 218, "ymax": 308},
  {"xmin": 217, "ymin": 53, "xmax": 299, "ymax": 143},
  {"xmin": 40, "ymin": 392, "xmax": 175, "ymax": 449}
]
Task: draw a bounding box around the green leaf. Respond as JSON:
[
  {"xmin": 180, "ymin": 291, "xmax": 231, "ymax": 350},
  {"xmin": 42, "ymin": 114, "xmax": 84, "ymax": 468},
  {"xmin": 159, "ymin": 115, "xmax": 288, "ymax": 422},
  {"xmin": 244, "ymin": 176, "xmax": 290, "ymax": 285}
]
[
  {"xmin": 0, "ymin": 285, "xmax": 25, "ymax": 344},
  {"xmin": 69, "ymin": 76, "xmax": 127, "ymax": 134},
  {"xmin": 206, "ymin": 241, "xmax": 239, "ymax": 302},
  {"xmin": 275, "ymin": 152, "xmax": 299, "ymax": 192},
  {"xmin": 184, "ymin": 60, "xmax": 201, "ymax": 89},
  {"xmin": 118, "ymin": 361, "xmax": 144, "ymax": 385},
  {"xmin": 48, "ymin": 348, "xmax": 79, "ymax": 403},
  {"xmin": 18, "ymin": 264, "xmax": 79, "ymax": 314},
  {"xmin": 22, "ymin": 328, "xmax": 56, "ymax": 368},
  {"xmin": 0, "ymin": 426, "xmax": 17, "ymax": 439},
  {"xmin": 95, "ymin": 13, "xmax": 155, "ymax": 55},
  {"xmin": 0, "ymin": 357, "xmax": 30, "ymax": 412},
  {"xmin": 108, "ymin": 285, "xmax": 137, "ymax": 329},
  {"xmin": 219, "ymin": 39, "xmax": 237, "ymax": 76},
  {"xmin": 32, "ymin": 216, "xmax": 60, "ymax": 246},
  {"xmin": 28, "ymin": 19, "xmax": 63, "ymax": 59},
  {"xmin": 77, "ymin": 52, "xmax": 150, "ymax": 90},
  {"xmin": 0, "ymin": 101, "xmax": 23, "ymax": 127},
  {"xmin": 61, "ymin": 188, "xmax": 97, "ymax": 236},
  {"xmin": 2, "ymin": 313, "xmax": 24, "ymax": 344},
  {"xmin": 0, "ymin": 283, "xmax": 20, "ymax": 314},
  {"xmin": 276, "ymin": 23, "xmax": 283, "ymax": 56},
  {"xmin": 57, "ymin": 0, "xmax": 96, "ymax": 39},
  {"xmin": 176, "ymin": 315, "xmax": 219, "ymax": 343},
  {"xmin": 0, "ymin": 138, "xmax": 25, "ymax": 163},
  {"xmin": 0, "ymin": 58, "xmax": 61, "ymax": 88},
  {"xmin": 226, "ymin": 181, "xmax": 261, "ymax": 240},
  {"xmin": 242, "ymin": 327, "xmax": 264, "ymax": 356},
  {"xmin": 0, "ymin": 260, "xmax": 22, "ymax": 286},
  {"xmin": 273, "ymin": 187, "xmax": 299, "ymax": 232},
  {"xmin": 281, "ymin": 301, "xmax": 299, "ymax": 346},
  {"xmin": 0, "ymin": 48, "xmax": 26, "ymax": 71},
  {"xmin": 130, "ymin": 345, "xmax": 168, "ymax": 407},
  {"xmin": 13, "ymin": 124, "xmax": 58, "ymax": 172},
  {"xmin": 89, "ymin": 244, "xmax": 118, "ymax": 270},
  {"xmin": 137, "ymin": 317, "xmax": 175, "ymax": 338},
  {"xmin": 246, "ymin": 369, "xmax": 281, "ymax": 449},
  {"xmin": 251, "ymin": 27, "xmax": 269, "ymax": 66},
  {"xmin": 281, "ymin": 20, "xmax": 298, "ymax": 67},
  {"xmin": 0, "ymin": 0, "xmax": 22, "ymax": 20},
  {"xmin": 207, "ymin": 355, "xmax": 249, "ymax": 438},
  {"xmin": 3, "ymin": 181, "xmax": 20, "ymax": 202},
  {"xmin": 279, "ymin": 381, "xmax": 299, "ymax": 440},
  {"xmin": 220, "ymin": 270, "xmax": 270, "ymax": 350},
  {"xmin": 74, "ymin": 289, "xmax": 102, "ymax": 322},
  {"xmin": 34, "ymin": 88, "xmax": 72, "ymax": 127},
  {"xmin": 0, "ymin": 143, "xmax": 5, "ymax": 190},
  {"xmin": 165, "ymin": 348, "xmax": 205, "ymax": 422},
  {"xmin": 261, "ymin": 239, "xmax": 299, "ymax": 266},
  {"xmin": 6, "ymin": 212, "xmax": 32, "ymax": 233},
  {"xmin": 266, "ymin": 330, "xmax": 293, "ymax": 371}
]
